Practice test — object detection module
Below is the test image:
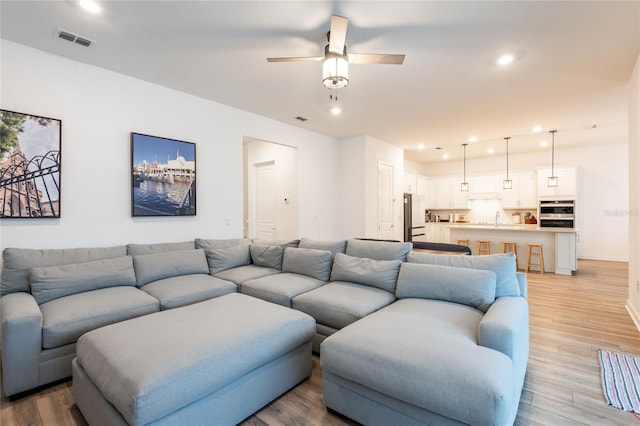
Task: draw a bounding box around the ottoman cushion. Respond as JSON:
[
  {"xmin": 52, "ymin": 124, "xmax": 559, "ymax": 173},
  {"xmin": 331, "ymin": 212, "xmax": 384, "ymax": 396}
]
[
  {"xmin": 292, "ymin": 281, "xmax": 395, "ymax": 329},
  {"xmin": 321, "ymin": 298, "xmax": 515, "ymax": 425},
  {"xmin": 40, "ymin": 286, "xmax": 159, "ymax": 349},
  {"xmin": 140, "ymin": 274, "xmax": 237, "ymax": 310},
  {"xmin": 241, "ymin": 272, "xmax": 325, "ymax": 307},
  {"xmin": 75, "ymin": 293, "xmax": 315, "ymax": 426}
]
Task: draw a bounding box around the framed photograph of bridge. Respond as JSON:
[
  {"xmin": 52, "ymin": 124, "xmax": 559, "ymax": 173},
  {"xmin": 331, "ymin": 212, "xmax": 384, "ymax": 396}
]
[
  {"xmin": 130, "ymin": 132, "xmax": 197, "ymax": 217},
  {"xmin": 0, "ymin": 109, "xmax": 62, "ymax": 219}
]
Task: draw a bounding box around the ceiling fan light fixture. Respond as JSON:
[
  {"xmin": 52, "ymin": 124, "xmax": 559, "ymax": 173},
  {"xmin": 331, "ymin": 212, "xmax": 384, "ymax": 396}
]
[{"xmin": 322, "ymin": 52, "xmax": 349, "ymax": 89}]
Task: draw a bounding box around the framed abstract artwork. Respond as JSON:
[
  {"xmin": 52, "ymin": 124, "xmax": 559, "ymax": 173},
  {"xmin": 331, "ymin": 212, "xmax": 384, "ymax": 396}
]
[
  {"xmin": 0, "ymin": 109, "xmax": 62, "ymax": 218},
  {"xmin": 130, "ymin": 132, "xmax": 196, "ymax": 217}
]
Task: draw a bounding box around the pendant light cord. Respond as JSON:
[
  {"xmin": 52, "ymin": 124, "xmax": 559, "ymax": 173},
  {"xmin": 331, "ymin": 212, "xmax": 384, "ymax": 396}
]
[
  {"xmin": 505, "ymin": 137, "xmax": 510, "ymax": 179},
  {"xmin": 550, "ymin": 130, "xmax": 556, "ymax": 176}
]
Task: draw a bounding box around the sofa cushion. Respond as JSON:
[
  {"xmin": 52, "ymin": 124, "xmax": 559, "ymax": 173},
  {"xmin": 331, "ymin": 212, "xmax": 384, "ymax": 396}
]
[
  {"xmin": 330, "ymin": 253, "xmax": 401, "ymax": 293},
  {"xmin": 133, "ymin": 249, "xmax": 209, "ymax": 287},
  {"xmin": 194, "ymin": 238, "xmax": 250, "ymax": 251},
  {"xmin": 241, "ymin": 273, "xmax": 325, "ymax": 308},
  {"xmin": 213, "ymin": 264, "xmax": 280, "ymax": 285},
  {"xmin": 251, "ymin": 239, "xmax": 300, "ymax": 249},
  {"xmin": 250, "ymin": 244, "xmax": 283, "ymax": 270},
  {"xmin": 1, "ymin": 245, "xmax": 126, "ymax": 295},
  {"xmin": 40, "ymin": 286, "xmax": 159, "ymax": 349},
  {"xmin": 30, "ymin": 256, "xmax": 137, "ymax": 305},
  {"xmin": 321, "ymin": 299, "xmax": 514, "ymax": 426},
  {"xmin": 396, "ymin": 263, "xmax": 496, "ymax": 312},
  {"xmin": 407, "ymin": 252, "xmax": 521, "ymax": 298},
  {"xmin": 292, "ymin": 281, "xmax": 396, "ymax": 330},
  {"xmin": 298, "ymin": 238, "xmax": 347, "ymax": 256},
  {"xmin": 205, "ymin": 244, "xmax": 251, "ymax": 274},
  {"xmin": 126, "ymin": 241, "xmax": 195, "ymax": 256},
  {"xmin": 282, "ymin": 247, "xmax": 333, "ymax": 281},
  {"xmin": 140, "ymin": 274, "xmax": 237, "ymax": 310},
  {"xmin": 345, "ymin": 239, "xmax": 412, "ymax": 261}
]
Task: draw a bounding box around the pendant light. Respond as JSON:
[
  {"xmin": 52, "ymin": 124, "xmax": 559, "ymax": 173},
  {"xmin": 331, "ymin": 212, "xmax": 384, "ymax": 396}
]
[
  {"xmin": 548, "ymin": 130, "xmax": 558, "ymax": 187},
  {"xmin": 503, "ymin": 136, "xmax": 512, "ymax": 190},
  {"xmin": 461, "ymin": 143, "xmax": 469, "ymax": 191}
]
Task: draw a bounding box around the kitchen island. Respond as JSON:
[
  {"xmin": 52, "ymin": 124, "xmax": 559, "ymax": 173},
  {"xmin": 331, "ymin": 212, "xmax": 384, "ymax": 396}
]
[{"xmin": 448, "ymin": 224, "xmax": 578, "ymax": 275}]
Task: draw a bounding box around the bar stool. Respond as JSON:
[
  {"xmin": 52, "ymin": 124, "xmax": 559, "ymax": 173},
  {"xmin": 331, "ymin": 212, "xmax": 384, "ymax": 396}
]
[
  {"xmin": 456, "ymin": 239, "xmax": 470, "ymax": 247},
  {"xmin": 526, "ymin": 243, "xmax": 545, "ymax": 274},
  {"xmin": 502, "ymin": 242, "xmax": 519, "ymax": 269},
  {"xmin": 476, "ymin": 240, "xmax": 491, "ymax": 255}
]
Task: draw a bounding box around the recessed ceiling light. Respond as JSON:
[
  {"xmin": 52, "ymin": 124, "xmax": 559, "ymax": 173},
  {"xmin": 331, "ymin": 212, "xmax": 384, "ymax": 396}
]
[
  {"xmin": 540, "ymin": 141, "xmax": 549, "ymax": 148},
  {"xmin": 469, "ymin": 136, "xmax": 478, "ymax": 143},
  {"xmin": 442, "ymin": 153, "xmax": 449, "ymax": 160},
  {"xmin": 532, "ymin": 125, "xmax": 543, "ymax": 133},
  {"xmin": 418, "ymin": 144, "xmax": 425, "ymax": 150},
  {"xmin": 487, "ymin": 148, "xmax": 495, "ymax": 154},
  {"xmin": 330, "ymin": 106, "xmax": 341, "ymax": 115},
  {"xmin": 497, "ymin": 54, "xmax": 514, "ymax": 66},
  {"xmin": 79, "ymin": 0, "xmax": 101, "ymax": 14}
]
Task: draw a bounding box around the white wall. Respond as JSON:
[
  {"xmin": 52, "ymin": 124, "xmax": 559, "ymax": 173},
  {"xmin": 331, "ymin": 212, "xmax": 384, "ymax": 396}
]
[
  {"xmin": 338, "ymin": 135, "xmax": 404, "ymax": 241},
  {"xmin": 416, "ymin": 142, "xmax": 629, "ymax": 261},
  {"xmin": 244, "ymin": 139, "xmax": 298, "ymax": 240},
  {"xmin": 0, "ymin": 40, "xmax": 341, "ymax": 249},
  {"xmin": 628, "ymin": 51, "xmax": 640, "ymax": 329}
]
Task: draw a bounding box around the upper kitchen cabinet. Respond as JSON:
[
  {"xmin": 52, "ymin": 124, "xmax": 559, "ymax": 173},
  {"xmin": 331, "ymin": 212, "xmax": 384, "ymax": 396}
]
[
  {"xmin": 404, "ymin": 173, "xmax": 428, "ymax": 197},
  {"xmin": 429, "ymin": 176, "xmax": 469, "ymax": 209},
  {"xmin": 501, "ymin": 170, "xmax": 537, "ymax": 208},
  {"xmin": 536, "ymin": 167, "xmax": 577, "ymax": 198},
  {"xmin": 469, "ymin": 175, "xmax": 500, "ymax": 195}
]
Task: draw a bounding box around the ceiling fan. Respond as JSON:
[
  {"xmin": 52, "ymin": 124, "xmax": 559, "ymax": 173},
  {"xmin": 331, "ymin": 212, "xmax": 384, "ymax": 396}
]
[{"xmin": 267, "ymin": 15, "xmax": 405, "ymax": 90}]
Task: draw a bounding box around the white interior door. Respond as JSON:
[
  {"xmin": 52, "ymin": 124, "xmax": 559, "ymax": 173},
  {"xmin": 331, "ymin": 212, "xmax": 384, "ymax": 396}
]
[
  {"xmin": 378, "ymin": 162, "xmax": 395, "ymax": 239},
  {"xmin": 255, "ymin": 161, "xmax": 277, "ymax": 240}
]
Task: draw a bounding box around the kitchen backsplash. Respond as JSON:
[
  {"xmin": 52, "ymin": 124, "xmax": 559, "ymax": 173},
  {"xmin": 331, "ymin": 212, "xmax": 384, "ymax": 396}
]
[{"xmin": 428, "ymin": 199, "xmax": 535, "ymax": 224}]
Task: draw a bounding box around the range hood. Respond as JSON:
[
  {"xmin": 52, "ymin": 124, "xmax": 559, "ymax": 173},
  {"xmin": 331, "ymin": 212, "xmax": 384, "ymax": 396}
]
[{"xmin": 468, "ymin": 192, "xmax": 501, "ymax": 200}]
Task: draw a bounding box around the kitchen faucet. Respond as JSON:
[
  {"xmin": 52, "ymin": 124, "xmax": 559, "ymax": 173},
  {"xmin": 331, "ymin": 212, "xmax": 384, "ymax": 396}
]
[{"xmin": 495, "ymin": 211, "xmax": 500, "ymax": 227}]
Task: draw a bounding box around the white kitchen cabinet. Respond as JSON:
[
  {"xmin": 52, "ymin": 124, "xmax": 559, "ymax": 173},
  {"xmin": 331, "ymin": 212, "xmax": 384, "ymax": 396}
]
[
  {"xmin": 426, "ymin": 179, "xmax": 438, "ymax": 209},
  {"xmin": 537, "ymin": 167, "xmax": 577, "ymax": 198},
  {"xmin": 469, "ymin": 175, "xmax": 500, "ymax": 194},
  {"xmin": 501, "ymin": 170, "xmax": 537, "ymax": 208},
  {"xmin": 432, "ymin": 177, "xmax": 469, "ymax": 209},
  {"xmin": 555, "ymin": 232, "xmax": 578, "ymax": 275},
  {"xmin": 425, "ymin": 223, "xmax": 435, "ymax": 242},
  {"xmin": 417, "ymin": 175, "xmax": 428, "ymax": 198},
  {"xmin": 404, "ymin": 173, "xmax": 417, "ymax": 194},
  {"xmin": 425, "ymin": 223, "xmax": 452, "ymax": 243}
]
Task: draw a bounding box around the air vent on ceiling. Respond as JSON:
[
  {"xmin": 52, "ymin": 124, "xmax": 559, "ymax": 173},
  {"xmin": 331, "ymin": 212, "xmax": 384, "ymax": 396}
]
[
  {"xmin": 55, "ymin": 28, "xmax": 93, "ymax": 47},
  {"xmin": 295, "ymin": 116, "xmax": 308, "ymax": 122}
]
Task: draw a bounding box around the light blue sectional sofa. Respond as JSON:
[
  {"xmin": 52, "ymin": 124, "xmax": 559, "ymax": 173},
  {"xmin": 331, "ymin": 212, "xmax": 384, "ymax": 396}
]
[{"xmin": 0, "ymin": 237, "xmax": 528, "ymax": 426}]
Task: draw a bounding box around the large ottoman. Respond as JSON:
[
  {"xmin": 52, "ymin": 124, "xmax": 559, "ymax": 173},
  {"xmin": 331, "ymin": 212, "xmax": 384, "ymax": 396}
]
[{"xmin": 72, "ymin": 293, "xmax": 316, "ymax": 426}]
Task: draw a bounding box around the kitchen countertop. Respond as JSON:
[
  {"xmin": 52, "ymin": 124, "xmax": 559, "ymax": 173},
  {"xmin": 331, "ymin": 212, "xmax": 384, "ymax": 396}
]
[{"xmin": 445, "ymin": 223, "xmax": 578, "ymax": 233}]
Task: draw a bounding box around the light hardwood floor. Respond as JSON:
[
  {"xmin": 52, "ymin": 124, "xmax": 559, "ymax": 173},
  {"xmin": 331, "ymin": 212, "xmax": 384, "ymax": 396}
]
[{"xmin": 2, "ymin": 259, "xmax": 639, "ymax": 425}]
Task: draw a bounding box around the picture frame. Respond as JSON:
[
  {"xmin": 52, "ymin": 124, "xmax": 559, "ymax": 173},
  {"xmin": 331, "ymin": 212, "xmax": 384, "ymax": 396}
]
[
  {"xmin": 0, "ymin": 109, "xmax": 62, "ymax": 218},
  {"xmin": 131, "ymin": 132, "xmax": 196, "ymax": 217}
]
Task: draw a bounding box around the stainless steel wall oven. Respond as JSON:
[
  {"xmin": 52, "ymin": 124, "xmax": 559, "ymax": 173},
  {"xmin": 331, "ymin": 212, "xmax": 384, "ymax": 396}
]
[{"xmin": 539, "ymin": 200, "xmax": 575, "ymax": 228}]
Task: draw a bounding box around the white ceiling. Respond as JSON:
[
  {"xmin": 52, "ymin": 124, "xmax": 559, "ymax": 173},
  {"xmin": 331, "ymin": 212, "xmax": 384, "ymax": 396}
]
[{"xmin": 1, "ymin": 1, "xmax": 638, "ymax": 163}]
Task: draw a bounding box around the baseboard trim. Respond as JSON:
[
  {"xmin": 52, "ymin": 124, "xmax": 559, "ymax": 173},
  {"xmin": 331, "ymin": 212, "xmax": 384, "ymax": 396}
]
[{"xmin": 626, "ymin": 300, "xmax": 640, "ymax": 334}]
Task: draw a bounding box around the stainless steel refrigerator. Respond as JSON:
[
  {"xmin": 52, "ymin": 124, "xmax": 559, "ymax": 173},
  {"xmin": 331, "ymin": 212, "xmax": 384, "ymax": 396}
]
[{"xmin": 404, "ymin": 193, "xmax": 426, "ymax": 242}]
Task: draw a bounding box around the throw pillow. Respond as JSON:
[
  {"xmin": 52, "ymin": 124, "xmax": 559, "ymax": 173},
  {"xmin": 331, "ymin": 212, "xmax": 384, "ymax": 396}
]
[
  {"xmin": 250, "ymin": 244, "xmax": 284, "ymax": 270},
  {"xmin": 396, "ymin": 262, "xmax": 497, "ymax": 312},
  {"xmin": 406, "ymin": 252, "xmax": 520, "ymax": 298},
  {"xmin": 330, "ymin": 252, "xmax": 401, "ymax": 292},
  {"xmin": 205, "ymin": 244, "xmax": 251, "ymax": 274},
  {"xmin": 133, "ymin": 249, "xmax": 209, "ymax": 287},
  {"xmin": 282, "ymin": 247, "xmax": 333, "ymax": 281},
  {"xmin": 30, "ymin": 256, "xmax": 136, "ymax": 305}
]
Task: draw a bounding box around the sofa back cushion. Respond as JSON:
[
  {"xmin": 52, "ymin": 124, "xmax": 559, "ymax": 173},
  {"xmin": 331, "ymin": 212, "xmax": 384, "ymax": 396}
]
[
  {"xmin": 127, "ymin": 241, "xmax": 195, "ymax": 256},
  {"xmin": 298, "ymin": 238, "xmax": 347, "ymax": 256},
  {"xmin": 406, "ymin": 252, "xmax": 520, "ymax": 298},
  {"xmin": 396, "ymin": 263, "xmax": 497, "ymax": 312},
  {"xmin": 345, "ymin": 239, "xmax": 412, "ymax": 261},
  {"xmin": 205, "ymin": 244, "xmax": 252, "ymax": 274},
  {"xmin": 195, "ymin": 238, "xmax": 250, "ymax": 251},
  {"xmin": 1, "ymin": 245, "xmax": 127, "ymax": 295},
  {"xmin": 330, "ymin": 252, "xmax": 401, "ymax": 292},
  {"xmin": 30, "ymin": 256, "xmax": 137, "ymax": 305},
  {"xmin": 282, "ymin": 247, "xmax": 333, "ymax": 281},
  {"xmin": 250, "ymin": 244, "xmax": 284, "ymax": 270},
  {"xmin": 252, "ymin": 239, "xmax": 300, "ymax": 249},
  {"xmin": 133, "ymin": 249, "xmax": 209, "ymax": 287}
]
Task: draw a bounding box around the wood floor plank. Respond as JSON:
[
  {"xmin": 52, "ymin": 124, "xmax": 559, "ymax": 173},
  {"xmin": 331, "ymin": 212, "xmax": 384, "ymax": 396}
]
[{"xmin": 2, "ymin": 259, "xmax": 640, "ymax": 425}]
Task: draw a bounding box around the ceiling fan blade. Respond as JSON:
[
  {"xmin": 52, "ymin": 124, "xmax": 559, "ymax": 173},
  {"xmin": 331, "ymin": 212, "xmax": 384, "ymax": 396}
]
[
  {"xmin": 328, "ymin": 15, "xmax": 348, "ymax": 54},
  {"xmin": 267, "ymin": 56, "xmax": 324, "ymax": 63},
  {"xmin": 349, "ymin": 53, "xmax": 406, "ymax": 65}
]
